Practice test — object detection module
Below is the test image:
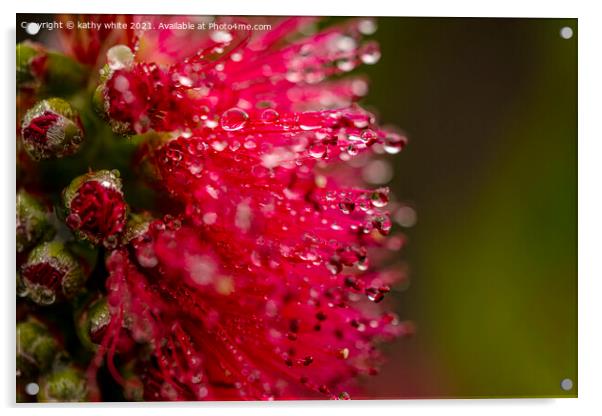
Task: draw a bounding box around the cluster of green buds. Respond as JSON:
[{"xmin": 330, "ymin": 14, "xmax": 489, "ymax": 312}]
[
  {"xmin": 17, "ymin": 318, "xmax": 89, "ymax": 402},
  {"xmin": 15, "ymin": 37, "xmax": 145, "ymax": 404}
]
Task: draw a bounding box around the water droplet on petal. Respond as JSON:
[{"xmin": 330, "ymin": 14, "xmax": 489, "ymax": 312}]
[
  {"xmin": 358, "ymin": 19, "xmax": 377, "ymax": 35},
  {"xmin": 210, "ymin": 30, "xmax": 233, "ymax": 44},
  {"xmin": 326, "ymin": 259, "xmax": 342, "ymax": 275},
  {"xmin": 347, "ymin": 144, "xmax": 359, "ymax": 156},
  {"xmin": 359, "ymin": 41, "xmax": 381, "ymax": 65},
  {"xmin": 366, "ymin": 288, "xmax": 385, "ymax": 303},
  {"xmin": 202, "ymin": 212, "xmax": 217, "ymax": 225},
  {"xmin": 243, "ymin": 139, "xmax": 257, "ymax": 149},
  {"xmin": 107, "ymin": 45, "xmax": 134, "ymax": 70},
  {"xmin": 309, "ymin": 143, "xmax": 326, "ymax": 159},
  {"xmin": 372, "ymin": 215, "xmax": 392, "ymax": 235},
  {"xmin": 339, "ymin": 198, "xmax": 355, "ymax": 214},
  {"xmin": 370, "ymin": 189, "xmax": 389, "ymax": 208},
  {"xmin": 260, "ymin": 109, "xmax": 279, "ymax": 123},
  {"xmin": 211, "ymin": 140, "xmax": 228, "ymax": 151},
  {"xmin": 360, "ymin": 129, "xmax": 378, "ymax": 145},
  {"xmin": 338, "ymin": 348, "xmax": 350, "ymax": 359},
  {"xmin": 335, "ymin": 35, "xmax": 357, "ymax": 52},
  {"xmin": 298, "ymin": 113, "xmax": 322, "ymax": 131},
  {"xmin": 337, "ymin": 58, "xmax": 356, "ymax": 72},
  {"xmin": 383, "ymin": 133, "xmax": 407, "ymax": 154},
  {"xmin": 220, "ymin": 108, "xmax": 249, "ymax": 131}
]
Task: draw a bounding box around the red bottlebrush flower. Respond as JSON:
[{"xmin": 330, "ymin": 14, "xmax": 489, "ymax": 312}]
[
  {"xmin": 99, "ymin": 18, "xmax": 384, "ymax": 135},
  {"xmin": 85, "ymin": 17, "xmax": 408, "ymax": 401},
  {"xmin": 63, "ymin": 170, "xmax": 128, "ymax": 248},
  {"xmin": 20, "ymin": 98, "xmax": 85, "ymax": 161}
]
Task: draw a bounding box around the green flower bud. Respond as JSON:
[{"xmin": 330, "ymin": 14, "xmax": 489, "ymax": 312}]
[
  {"xmin": 63, "ymin": 170, "xmax": 128, "ymax": 248},
  {"xmin": 38, "ymin": 364, "xmax": 88, "ymax": 402},
  {"xmin": 16, "ymin": 42, "xmax": 39, "ymax": 85},
  {"xmin": 75, "ymin": 296, "xmax": 111, "ymax": 350},
  {"xmin": 21, "ymin": 98, "xmax": 85, "ymax": 161},
  {"xmin": 20, "ymin": 241, "xmax": 87, "ymax": 305},
  {"xmin": 16, "ymin": 190, "xmax": 55, "ymax": 253},
  {"xmin": 17, "ymin": 41, "xmax": 87, "ymax": 94},
  {"xmin": 17, "ymin": 319, "xmax": 60, "ymax": 376}
]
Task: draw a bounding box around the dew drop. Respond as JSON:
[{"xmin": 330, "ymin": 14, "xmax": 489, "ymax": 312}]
[
  {"xmin": 372, "ymin": 215, "xmax": 392, "ymax": 235},
  {"xmin": 335, "ymin": 35, "xmax": 357, "ymax": 52},
  {"xmin": 383, "ymin": 133, "xmax": 407, "ymax": 154},
  {"xmin": 188, "ymin": 163, "xmax": 203, "ymax": 177},
  {"xmin": 366, "ymin": 288, "xmax": 385, "ymax": 303},
  {"xmin": 211, "ymin": 140, "xmax": 228, "ymax": 151},
  {"xmin": 358, "ymin": 19, "xmax": 377, "ymax": 35},
  {"xmin": 336, "ymin": 58, "xmax": 356, "ymax": 72},
  {"xmin": 337, "ymin": 391, "xmax": 351, "ymax": 400},
  {"xmin": 113, "ymin": 75, "xmax": 130, "ymax": 92},
  {"xmin": 339, "ymin": 198, "xmax": 355, "ymax": 214},
  {"xmin": 326, "ymin": 259, "xmax": 342, "ymax": 275},
  {"xmin": 298, "ymin": 113, "xmax": 322, "ymax": 131},
  {"xmin": 202, "ymin": 212, "xmax": 217, "ymax": 225},
  {"xmin": 250, "ymin": 251, "xmax": 262, "ymax": 267},
  {"xmin": 370, "ymin": 189, "xmax": 389, "ymax": 208},
  {"xmin": 359, "ymin": 41, "xmax": 381, "ymax": 65},
  {"xmin": 243, "ymin": 139, "xmax": 257, "ymax": 149},
  {"xmin": 309, "ymin": 143, "xmax": 326, "ymax": 159},
  {"xmin": 360, "ymin": 129, "xmax": 378, "ymax": 145},
  {"xmin": 260, "ymin": 108, "xmax": 279, "ymax": 123},
  {"xmin": 197, "ymin": 386, "xmax": 209, "ymax": 398},
  {"xmin": 210, "ymin": 30, "xmax": 233, "ymax": 44},
  {"xmin": 136, "ymin": 243, "xmax": 158, "ymax": 268},
  {"xmin": 338, "ymin": 348, "xmax": 350, "ymax": 360},
  {"xmin": 220, "ymin": 108, "xmax": 249, "ymax": 131},
  {"xmin": 107, "ymin": 45, "xmax": 134, "ymax": 70}
]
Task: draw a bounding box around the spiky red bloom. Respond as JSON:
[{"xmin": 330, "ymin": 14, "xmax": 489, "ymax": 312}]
[{"xmin": 91, "ymin": 17, "xmax": 409, "ymax": 401}]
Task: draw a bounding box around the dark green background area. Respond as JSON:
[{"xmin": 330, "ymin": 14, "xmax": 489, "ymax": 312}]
[{"xmin": 359, "ymin": 18, "xmax": 577, "ymax": 398}]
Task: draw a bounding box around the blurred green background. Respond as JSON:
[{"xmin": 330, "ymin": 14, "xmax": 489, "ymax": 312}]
[{"xmin": 360, "ymin": 17, "xmax": 577, "ymax": 398}]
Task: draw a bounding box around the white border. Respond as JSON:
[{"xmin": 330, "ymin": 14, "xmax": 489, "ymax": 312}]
[{"xmin": 3, "ymin": 1, "xmax": 601, "ymax": 415}]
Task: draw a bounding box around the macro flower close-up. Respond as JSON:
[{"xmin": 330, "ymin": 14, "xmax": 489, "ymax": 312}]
[{"xmin": 16, "ymin": 15, "xmax": 411, "ymax": 402}]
